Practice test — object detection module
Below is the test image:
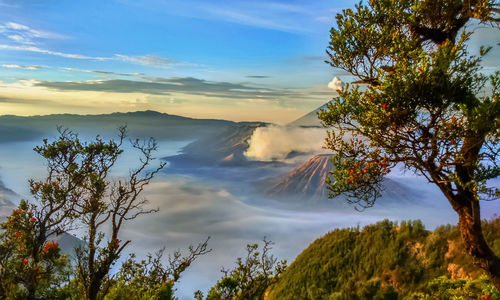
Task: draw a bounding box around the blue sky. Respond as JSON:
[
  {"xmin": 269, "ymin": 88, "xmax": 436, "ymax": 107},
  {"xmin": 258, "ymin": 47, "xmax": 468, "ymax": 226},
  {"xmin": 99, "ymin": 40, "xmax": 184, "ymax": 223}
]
[{"xmin": 0, "ymin": 0, "xmax": 498, "ymax": 122}]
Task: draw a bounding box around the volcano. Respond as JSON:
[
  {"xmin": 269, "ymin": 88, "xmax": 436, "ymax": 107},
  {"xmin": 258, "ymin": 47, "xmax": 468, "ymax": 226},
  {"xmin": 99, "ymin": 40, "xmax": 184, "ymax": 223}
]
[{"xmin": 265, "ymin": 154, "xmax": 416, "ymax": 207}]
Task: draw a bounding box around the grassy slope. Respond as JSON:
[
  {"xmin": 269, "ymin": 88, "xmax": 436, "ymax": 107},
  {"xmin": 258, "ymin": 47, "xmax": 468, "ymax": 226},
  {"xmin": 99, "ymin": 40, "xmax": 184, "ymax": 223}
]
[{"xmin": 267, "ymin": 218, "xmax": 500, "ymax": 299}]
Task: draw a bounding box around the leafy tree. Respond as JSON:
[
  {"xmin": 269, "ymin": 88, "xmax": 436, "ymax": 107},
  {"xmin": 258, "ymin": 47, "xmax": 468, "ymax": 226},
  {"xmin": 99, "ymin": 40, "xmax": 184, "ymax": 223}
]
[
  {"xmin": 0, "ymin": 200, "xmax": 70, "ymax": 300},
  {"xmin": 105, "ymin": 238, "xmax": 211, "ymax": 300},
  {"xmin": 38, "ymin": 127, "xmax": 168, "ymax": 300},
  {"xmin": 319, "ymin": 0, "xmax": 500, "ymax": 288},
  {"xmin": 0, "ymin": 124, "xmax": 96, "ymax": 299},
  {"xmin": 407, "ymin": 275, "xmax": 500, "ymax": 299},
  {"xmin": 207, "ymin": 238, "xmax": 286, "ymax": 300}
]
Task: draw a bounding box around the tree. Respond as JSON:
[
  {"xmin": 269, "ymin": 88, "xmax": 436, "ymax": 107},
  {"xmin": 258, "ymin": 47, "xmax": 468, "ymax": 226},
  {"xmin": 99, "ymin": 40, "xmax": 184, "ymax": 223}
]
[
  {"xmin": 0, "ymin": 200, "xmax": 70, "ymax": 299},
  {"xmin": 45, "ymin": 127, "xmax": 168, "ymax": 300},
  {"xmin": 0, "ymin": 124, "xmax": 94, "ymax": 299},
  {"xmin": 105, "ymin": 238, "xmax": 211, "ymax": 300},
  {"xmin": 207, "ymin": 238, "xmax": 286, "ymax": 300},
  {"xmin": 319, "ymin": 0, "xmax": 500, "ymax": 289}
]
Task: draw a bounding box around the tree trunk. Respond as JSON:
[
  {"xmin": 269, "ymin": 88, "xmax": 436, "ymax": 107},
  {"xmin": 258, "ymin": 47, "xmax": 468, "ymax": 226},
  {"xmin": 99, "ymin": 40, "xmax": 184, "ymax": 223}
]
[
  {"xmin": 453, "ymin": 192, "xmax": 500, "ymax": 291},
  {"xmin": 26, "ymin": 280, "xmax": 36, "ymax": 300},
  {"xmin": 88, "ymin": 278, "xmax": 100, "ymax": 300}
]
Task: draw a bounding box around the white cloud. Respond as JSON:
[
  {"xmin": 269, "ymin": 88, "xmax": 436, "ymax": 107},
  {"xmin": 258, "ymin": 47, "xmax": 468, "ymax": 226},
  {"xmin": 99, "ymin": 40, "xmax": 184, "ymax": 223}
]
[
  {"xmin": 4, "ymin": 22, "xmax": 29, "ymax": 31},
  {"xmin": 0, "ymin": 22, "xmax": 66, "ymax": 45},
  {"xmin": 327, "ymin": 76, "xmax": 344, "ymax": 91},
  {"xmin": 0, "ymin": 45, "xmax": 109, "ymax": 60},
  {"xmin": 1, "ymin": 64, "xmax": 41, "ymax": 70},
  {"xmin": 0, "ymin": 22, "xmax": 182, "ymax": 67},
  {"xmin": 60, "ymin": 67, "xmax": 143, "ymax": 76},
  {"xmin": 7, "ymin": 34, "xmax": 33, "ymax": 44},
  {"xmin": 114, "ymin": 54, "xmax": 181, "ymax": 67},
  {"xmin": 0, "ymin": 45, "xmax": 176, "ymax": 67}
]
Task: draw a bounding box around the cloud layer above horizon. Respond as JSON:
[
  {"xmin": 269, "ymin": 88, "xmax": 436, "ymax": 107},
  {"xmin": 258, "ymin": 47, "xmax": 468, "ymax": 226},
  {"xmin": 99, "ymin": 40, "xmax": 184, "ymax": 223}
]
[{"xmin": 0, "ymin": 1, "xmax": 498, "ymax": 122}]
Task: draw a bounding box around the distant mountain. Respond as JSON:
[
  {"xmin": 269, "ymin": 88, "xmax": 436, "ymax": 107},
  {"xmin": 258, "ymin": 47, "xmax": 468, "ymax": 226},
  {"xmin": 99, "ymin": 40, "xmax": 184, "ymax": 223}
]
[
  {"xmin": 0, "ymin": 110, "xmax": 236, "ymax": 143},
  {"xmin": 264, "ymin": 154, "xmax": 416, "ymax": 207},
  {"xmin": 0, "ymin": 179, "xmax": 19, "ymax": 220},
  {"xmin": 287, "ymin": 103, "xmax": 329, "ymax": 127},
  {"xmin": 165, "ymin": 122, "xmax": 270, "ymax": 167}
]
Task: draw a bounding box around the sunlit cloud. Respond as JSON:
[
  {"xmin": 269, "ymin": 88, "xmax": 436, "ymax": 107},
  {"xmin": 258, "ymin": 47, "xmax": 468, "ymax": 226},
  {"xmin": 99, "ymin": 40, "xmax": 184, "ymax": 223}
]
[
  {"xmin": 1, "ymin": 64, "xmax": 42, "ymax": 70},
  {"xmin": 245, "ymin": 125, "xmax": 326, "ymax": 161},
  {"xmin": 327, "ymin": 76, "xmax": 344, "ymax": 91},
  {"xmin": 114, "ymin": 54, "xmax": 185, "ymax": 68},
  {"xmin": 0, "ymin": 22, "xmax": 66, "ymax": 45},
  {"xmin": 0, "ymin": 78, "xmax": 325, "ymax": 123}
]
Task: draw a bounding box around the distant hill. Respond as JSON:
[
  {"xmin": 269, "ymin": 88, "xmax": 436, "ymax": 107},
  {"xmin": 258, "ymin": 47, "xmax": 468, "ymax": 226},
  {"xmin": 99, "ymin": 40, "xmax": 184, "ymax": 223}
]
[
  {"xmin": 0, "ymin": 179, "xmax": 19, "ymax": 221},
  {"xmin": 165, "ymin": 122, "xmax": 270, "ymax": 167},
  {"xmin": 0, "ymin": 110, "xmax": 236, "ymax": 143},
  {"xmin": 263, "ymin": 154, "xmax": 416, "ymax": 208},
  {"xmin": 267, "ymin": 218, "xmax": 500, "ymax": 299},
  {"xmin": 287, "ymin": 103, "xmax": 329, "ymax": 127}
]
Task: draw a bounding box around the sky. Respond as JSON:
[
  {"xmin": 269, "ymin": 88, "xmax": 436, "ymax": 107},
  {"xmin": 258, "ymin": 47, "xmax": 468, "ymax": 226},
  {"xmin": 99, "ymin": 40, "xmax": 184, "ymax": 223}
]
[
  {"xmin": 0, "ymin": 0, "xmax": 498, "ymax": 123},
  {"xmin": 0, "ymin": 0, "xmax": 355, "ymax": 123}
]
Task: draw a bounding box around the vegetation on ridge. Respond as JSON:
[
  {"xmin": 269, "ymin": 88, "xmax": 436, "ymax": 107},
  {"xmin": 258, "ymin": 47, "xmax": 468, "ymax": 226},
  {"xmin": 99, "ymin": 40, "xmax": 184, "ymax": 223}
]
[{"xmin": 267, "ymin": 218, "xmax": 500, "ymax": 300}]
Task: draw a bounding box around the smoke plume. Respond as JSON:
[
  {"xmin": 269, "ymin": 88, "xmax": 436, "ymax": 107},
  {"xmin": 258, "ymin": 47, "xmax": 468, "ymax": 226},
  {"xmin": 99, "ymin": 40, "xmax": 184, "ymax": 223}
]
[{"xmin": 244, "ymin": 125, "xmax": 326, "ymax": 161}]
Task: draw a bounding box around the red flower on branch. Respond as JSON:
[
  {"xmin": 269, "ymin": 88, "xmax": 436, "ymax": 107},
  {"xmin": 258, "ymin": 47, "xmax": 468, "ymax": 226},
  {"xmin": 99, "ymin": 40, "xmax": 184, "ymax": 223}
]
[{"xmin": 43, "ymin": 241, "xmax": 59, "ymax": 253}]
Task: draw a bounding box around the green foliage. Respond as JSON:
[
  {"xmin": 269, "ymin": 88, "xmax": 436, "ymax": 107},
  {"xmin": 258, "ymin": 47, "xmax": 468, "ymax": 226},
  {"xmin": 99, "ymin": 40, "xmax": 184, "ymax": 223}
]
[
  {"xmin": 407, "ymin": 275, "xmax": 500, "ymax": 300},
  {"xmin": 207, "ymin": 238, "xmax": 287, "ymax": 300},
  {"xmin": 0, "ymin": 201, "xmax": 71, "ymax": 299},
  {"xmin": 321, "ymin": 0, "xmax": 500, "ymax": 289},
  {"xmin": 106, "ymin": 238, "xmax": 210, "ymax": 300},
  {"xmin": 105, "ymin": 281, "xmax": 175, "ymax": 300},
  {"xmin": 267, "ymin": 218, "xmax": 500, "ymax": 299},
  {"xmin": 320, "ymin": 0, "xmax": 500, "ymax": 208}
]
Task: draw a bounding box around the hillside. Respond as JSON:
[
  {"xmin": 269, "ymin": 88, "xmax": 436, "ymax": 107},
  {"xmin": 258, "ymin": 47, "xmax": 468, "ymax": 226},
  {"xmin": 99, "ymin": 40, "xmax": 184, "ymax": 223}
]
[
  {"xmin": 165, "ymin": 122, "xmax": 268, "ymax": 167},
  {"xmin": 267, "ymin": 218, "xmax": 500, "ymax": 299},
  {"xmin": 287, "ymin": 103, "xmax": 328, "ymax": 127},
  {"xmin": 0, "ymin": 110, "xmax": 236, "ymax": 143}
]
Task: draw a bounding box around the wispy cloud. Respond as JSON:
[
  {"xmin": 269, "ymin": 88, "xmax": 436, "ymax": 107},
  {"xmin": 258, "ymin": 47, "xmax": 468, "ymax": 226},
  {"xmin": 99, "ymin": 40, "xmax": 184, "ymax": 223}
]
[
  {"xmin": 0, "ymin": 44, "xmax": 109, "ymax": 60},
  {"xmin": 34, "ymin": 77, "xmax": 277, "ymax": 99},
  {"xmin": 60, "ymin": 67, "xmax": 143, "ymax": 77},
  {"xmin": 199, "ymin": 2, "xmax": 313, "ymax": 33},
  {"xmin": 0, "ymin": 22, "xmax": 66, "ymax": 45},
  {"xmin": 32, "ymin": 77, "xmax": 336, "ymax": 103},
  {"xmin": 114, "ymin": 54, "xmax": 186, "ymax": 68},
  {"xmin": 1, "ymin": 64, "xmax": 42, "ymax": 70},
  {"xmin": 0, "ymin": 44, "xmax": 180, "ymax": 68},
  {"xmin": 246, "ymin": 75, "xmax": 271, "ymax": 79},
  {"xmin": 0, "ymin": 22, "xmax": 182, "ymax": 67}
]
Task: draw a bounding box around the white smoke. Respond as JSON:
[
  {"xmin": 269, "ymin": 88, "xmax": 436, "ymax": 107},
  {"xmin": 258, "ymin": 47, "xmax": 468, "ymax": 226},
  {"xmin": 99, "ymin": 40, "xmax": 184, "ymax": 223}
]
[
  {"xmin": 328, "ymin": 76, "xmax": 344, "ymax": 92},
  {"xmin": 244, "ymin": 125, "xmax": 327, "ymax": 161}
]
